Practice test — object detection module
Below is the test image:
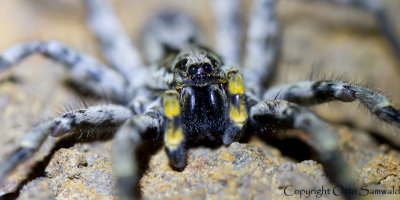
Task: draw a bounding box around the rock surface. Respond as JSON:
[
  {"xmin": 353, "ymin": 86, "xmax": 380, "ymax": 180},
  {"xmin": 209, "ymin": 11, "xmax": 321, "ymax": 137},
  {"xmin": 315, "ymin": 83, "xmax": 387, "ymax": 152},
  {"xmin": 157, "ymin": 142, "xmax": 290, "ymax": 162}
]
[{"xmin": 0, "ymin": 0, "xmax": 400, "ymax": 199}]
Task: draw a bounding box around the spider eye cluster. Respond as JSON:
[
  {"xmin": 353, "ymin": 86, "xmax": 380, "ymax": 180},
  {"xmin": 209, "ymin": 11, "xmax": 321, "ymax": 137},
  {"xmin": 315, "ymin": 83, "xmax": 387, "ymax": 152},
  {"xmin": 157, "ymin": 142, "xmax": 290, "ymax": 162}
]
[{"xmin": 187, "ymin": 63, "xmax": 213, "ymax": 76}]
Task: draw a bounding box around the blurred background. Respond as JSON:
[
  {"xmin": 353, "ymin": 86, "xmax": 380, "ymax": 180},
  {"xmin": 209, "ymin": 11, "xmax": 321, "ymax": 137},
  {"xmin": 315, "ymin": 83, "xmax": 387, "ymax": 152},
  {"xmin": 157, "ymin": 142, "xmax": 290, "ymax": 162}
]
[{"xmin": 1, "ymin": 0, "xmax": 400, "ymax": 199}]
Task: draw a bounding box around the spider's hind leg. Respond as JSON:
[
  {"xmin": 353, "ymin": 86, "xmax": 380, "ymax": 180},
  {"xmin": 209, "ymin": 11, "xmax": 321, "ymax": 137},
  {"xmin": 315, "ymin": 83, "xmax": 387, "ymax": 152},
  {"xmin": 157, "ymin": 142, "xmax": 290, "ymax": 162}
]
[
  {"xmin": 209, "ymin": 0, "xmax": 242, "ymax": 66},
  {"xmin": 0, "ymin": 105, "xmax": 132, "ymax": 183},
  {"xmin": 141, "ymin": 10, "xmax": 201, "ymax": 64},
  {"xmin": 243, "ymin": 0, "xmax": 280, "ymax": 96},
  {"xmin": 85, "ymin": 0, "xmax": 145, "ymax": 84},
  {"xmin": 264, "ymin": 80, "xmax": 400, "ymax": 128},
  {"xmin": 250, "ymin": 100, "xmax": 358, "ymax": 200}
]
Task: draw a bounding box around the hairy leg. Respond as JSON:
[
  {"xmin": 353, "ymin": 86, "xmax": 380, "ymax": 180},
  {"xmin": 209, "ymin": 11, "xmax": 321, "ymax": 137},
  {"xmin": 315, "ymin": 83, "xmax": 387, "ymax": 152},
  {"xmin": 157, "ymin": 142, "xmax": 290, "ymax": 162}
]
[
  {"xmin": 243, "ymin": 0, "xmax": 280, "ymax": 96},
  {"xmin": 250, "ymin": 100, "xmax": 357, "ymax": 200},
  {"xmin": 263, "ymin": 80, "xmax": 400, "ymax": 127},
  {"xmin": 209, "ymin": 0, "xmax": 242, "ymax": 66},
  {"xmin": 141, "ymin": 11, "xmax": 200, "ymax": 64},
  {"xmin": 84, "ymin": 0, "xmax": 146, "ymax": 87},
  {"xmin": 112, "ymin": 112, "xmax": 163, "ymax": 200},
  {"xmin": 0, "ymin": 40, "xmax": 129, "ymax": 103},
  {"xmin": 0, "ymin": 104, "xmax": 132, "ymax": 182}
]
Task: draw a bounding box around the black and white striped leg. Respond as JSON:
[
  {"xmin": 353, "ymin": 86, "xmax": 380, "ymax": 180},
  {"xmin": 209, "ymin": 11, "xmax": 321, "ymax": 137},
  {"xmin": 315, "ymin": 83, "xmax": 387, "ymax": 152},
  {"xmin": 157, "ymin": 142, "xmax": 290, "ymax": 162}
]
[
  {"xmin": 112, "ymin": 113, "xmax": 163, "ymax": 200},
  {"xmin": 0, "ymin": 105, "xmax": 132, "ymax": 182},
  {"xmin": 140, "ymin": 11, "xmax": 200, "ymax": 64},
  {"xmin": 264, "ymin": 80, "xmax": 400, "ymax": 127},
  {"xmin": 250, "ymin": 100, "xmax": 357, "ymax": 200},
  {"xmin": 84, "ymin": 0, "xmax": 146, "ymax": 86},
  {"xmin": 210, "ymin": 0, "xmax": 242, "ymax": 65},
  {"xmin": 243, "ymin": 0, "xmax": 280, "ymax": 96},
  {"xmin": 0, "ymin": 40, "xmax": 129, "ymax": 103}
]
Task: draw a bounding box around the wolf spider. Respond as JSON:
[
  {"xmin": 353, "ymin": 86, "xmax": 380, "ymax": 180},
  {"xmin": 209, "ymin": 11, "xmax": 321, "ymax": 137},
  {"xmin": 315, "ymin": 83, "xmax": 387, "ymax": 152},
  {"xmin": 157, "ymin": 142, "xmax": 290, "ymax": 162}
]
[{"xmin": 0, "ymin": 0, "xmax": 400, "ymax": 199}]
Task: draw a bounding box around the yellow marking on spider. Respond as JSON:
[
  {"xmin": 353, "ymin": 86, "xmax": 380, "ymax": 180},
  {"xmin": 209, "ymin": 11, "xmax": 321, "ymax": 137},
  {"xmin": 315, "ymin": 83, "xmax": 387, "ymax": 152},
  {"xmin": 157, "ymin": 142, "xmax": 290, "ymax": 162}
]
[
  {"xmin": 163, "ymin": 90, "xmax": 181, "ymax": 118},
  {"xmin": 229, "ymin": 100, "xmax": 248, "ymax": 126},
  {"xmin": 227, "ymin": 70, "xmax": 244, "ymax": 94},
  {"xmin": 164, "ymin": 122, "xmax": 184, "ymax": 150}
]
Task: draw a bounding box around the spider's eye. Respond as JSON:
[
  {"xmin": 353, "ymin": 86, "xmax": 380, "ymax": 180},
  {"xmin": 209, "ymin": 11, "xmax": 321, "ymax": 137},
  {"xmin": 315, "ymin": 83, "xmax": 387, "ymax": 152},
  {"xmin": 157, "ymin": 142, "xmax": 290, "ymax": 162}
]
[
  {"xmin": 175, "ymin": 59, "xmax": 187, "ymax": 70},
  {"xmin": 209, "ymin": 58, "xmax": 220, "ymax": 68},
  {"xmin": 188, "ymin": 65, "xmax": 198, "ymax": 76},
  {"xmin": 203, "ymin": 63, "xmax": 213, "ymax": 73}
]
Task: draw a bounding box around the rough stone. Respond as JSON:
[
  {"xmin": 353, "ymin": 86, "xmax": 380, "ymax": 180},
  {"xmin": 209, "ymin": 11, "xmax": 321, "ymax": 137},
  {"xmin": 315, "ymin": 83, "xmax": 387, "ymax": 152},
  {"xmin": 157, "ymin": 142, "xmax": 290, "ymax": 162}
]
[{"xmin": 0, "ymin": 0, "xmax": 400, "ymax": 200}]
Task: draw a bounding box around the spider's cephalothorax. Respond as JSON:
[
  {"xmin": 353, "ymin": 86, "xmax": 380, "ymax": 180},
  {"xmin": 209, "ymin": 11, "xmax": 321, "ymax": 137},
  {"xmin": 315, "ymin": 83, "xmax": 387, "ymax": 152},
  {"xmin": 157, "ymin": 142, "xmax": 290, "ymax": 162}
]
[
  {"xmin": 163, "ymin": 45, "xmax": 248, "ymax": 169},
  {"xmin": 171, "ymin": 45, "xmax": 226, "ymax": 88}
]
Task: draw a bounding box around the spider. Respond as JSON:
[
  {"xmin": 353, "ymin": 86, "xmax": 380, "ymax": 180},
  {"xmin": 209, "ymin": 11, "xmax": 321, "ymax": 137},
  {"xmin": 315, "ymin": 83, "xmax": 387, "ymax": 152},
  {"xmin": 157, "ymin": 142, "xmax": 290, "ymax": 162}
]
[{"xmin": 0, "ymin": 0, "xmax": 400, "ymax": 199}]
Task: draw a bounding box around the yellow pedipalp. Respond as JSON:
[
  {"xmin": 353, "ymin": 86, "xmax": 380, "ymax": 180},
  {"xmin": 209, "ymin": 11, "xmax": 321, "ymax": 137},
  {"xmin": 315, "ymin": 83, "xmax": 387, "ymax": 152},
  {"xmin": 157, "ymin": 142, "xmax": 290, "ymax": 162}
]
[
  {"xmin": 229, "ymin": 98, "xmax": 248, "ymax": 126},
  {"xmin": 164, "ymin": 121, "xmax": 184, "ymax": 150},
  {"xmin": 227, "ymin": 70, "xmax": 244, "ymax": 95},
  {"xmin": 163, "ymin": 90, "xmax": 181, "ymax": 119},
  {"xmin": 163, "ymin": 90, "xmax": 184, "ymax": 150},
  {"xmin": 227, "ymin": 70, "xmax": 247, "ymax": 126}
]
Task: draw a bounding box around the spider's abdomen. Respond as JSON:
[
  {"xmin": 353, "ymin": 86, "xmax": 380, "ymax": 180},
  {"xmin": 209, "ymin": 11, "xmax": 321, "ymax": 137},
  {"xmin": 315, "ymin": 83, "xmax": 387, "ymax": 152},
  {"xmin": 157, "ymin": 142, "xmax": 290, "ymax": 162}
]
[{"xmin": 180, "ymin": 84, "xmax": 229, "ymax": 143}]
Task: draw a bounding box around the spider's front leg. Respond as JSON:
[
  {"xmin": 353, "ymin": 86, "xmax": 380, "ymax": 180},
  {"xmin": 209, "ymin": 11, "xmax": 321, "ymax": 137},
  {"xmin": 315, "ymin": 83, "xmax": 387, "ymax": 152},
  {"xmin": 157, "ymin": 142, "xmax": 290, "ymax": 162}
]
[
  {"xmin": 0, "ymin": 41, "xmax": 129, "ymax": 103},
  {"xmin": 0, "ymin": 105, "xmax": 132, "ymax": 183},
  {"xmin": 264, "ymin": 80, "xmax": 400, "ymax": 127},
  {"xmin": 112, "ymin": 111, "xmax": 163, "ymax": 200},
  {"xmin": 249, "ymin": 100, "xmax": 358, "ymax": 200},
  {"xmin": 113, "ymin": 92, "xmax": 189, "ymax": 200}
]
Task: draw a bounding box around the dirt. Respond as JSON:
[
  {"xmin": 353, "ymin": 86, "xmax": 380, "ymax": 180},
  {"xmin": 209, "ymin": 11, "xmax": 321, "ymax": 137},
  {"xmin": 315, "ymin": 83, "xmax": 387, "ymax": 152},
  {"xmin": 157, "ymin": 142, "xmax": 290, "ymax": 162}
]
[{"xmin": 0, "ymin": 0, "xmax": 400, "ymax": 199}]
